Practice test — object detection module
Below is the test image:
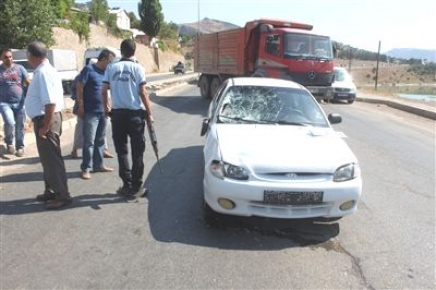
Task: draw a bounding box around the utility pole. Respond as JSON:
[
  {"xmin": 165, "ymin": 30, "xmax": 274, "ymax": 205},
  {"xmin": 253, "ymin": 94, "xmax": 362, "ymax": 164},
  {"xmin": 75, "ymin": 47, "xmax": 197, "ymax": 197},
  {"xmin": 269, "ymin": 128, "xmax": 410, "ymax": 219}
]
[{"xmin": 375, "ymin": 41, "xmax": 381, "ymax": 90}]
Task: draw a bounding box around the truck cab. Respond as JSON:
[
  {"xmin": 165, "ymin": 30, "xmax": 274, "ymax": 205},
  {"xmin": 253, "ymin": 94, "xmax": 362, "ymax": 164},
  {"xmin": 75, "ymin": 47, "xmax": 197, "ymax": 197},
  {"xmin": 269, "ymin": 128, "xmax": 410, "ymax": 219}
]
[
  {"xmin": 256, "ymin": 23, "xmax": 335, "ymax": 98},
  {"xmin": 195, "ymin": 18, "xmax": 335, "ymax": 100}
]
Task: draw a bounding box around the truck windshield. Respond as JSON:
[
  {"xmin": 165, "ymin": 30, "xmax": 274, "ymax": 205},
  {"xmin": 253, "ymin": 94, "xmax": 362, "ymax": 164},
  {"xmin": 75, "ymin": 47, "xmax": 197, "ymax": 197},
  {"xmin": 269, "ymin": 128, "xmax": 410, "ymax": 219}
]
[{"xmin": 283, "ymin": 33, "xmax": 333, "ymax": 60}]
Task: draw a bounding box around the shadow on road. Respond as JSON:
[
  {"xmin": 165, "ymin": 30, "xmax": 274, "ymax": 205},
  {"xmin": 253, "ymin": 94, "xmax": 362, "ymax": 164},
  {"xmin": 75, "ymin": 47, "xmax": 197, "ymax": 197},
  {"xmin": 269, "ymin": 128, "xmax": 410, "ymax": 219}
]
[
  {"xmin": 143, "ymin": 145, "xmax": 340, "ymax": 250},
  {"xmin": 0, "ymin": 193, "xmax": 126, "ymax": 215}
]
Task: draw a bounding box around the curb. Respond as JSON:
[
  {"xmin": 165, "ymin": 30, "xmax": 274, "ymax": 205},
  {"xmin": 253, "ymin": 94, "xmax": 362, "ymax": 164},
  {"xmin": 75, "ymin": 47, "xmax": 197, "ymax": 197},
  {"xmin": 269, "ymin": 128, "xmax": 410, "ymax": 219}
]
[{"xmin": 356, "ymin": 96, "xmax": 436, "ymax": 120}]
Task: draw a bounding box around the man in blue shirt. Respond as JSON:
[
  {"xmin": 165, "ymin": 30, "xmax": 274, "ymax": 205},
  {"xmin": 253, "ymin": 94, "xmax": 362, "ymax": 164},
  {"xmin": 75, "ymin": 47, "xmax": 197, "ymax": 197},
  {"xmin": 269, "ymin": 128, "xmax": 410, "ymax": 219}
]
[
  {"xmin": 0, "ymin": 48, "xmax": 30, "ymax": 157},
  {"xmin": 102, "ymin": 39, "xmax": 153, "ymax": 198},
  {"xmin": 76, "ymin": 49, "xmax": 115, "ymax": 179}
]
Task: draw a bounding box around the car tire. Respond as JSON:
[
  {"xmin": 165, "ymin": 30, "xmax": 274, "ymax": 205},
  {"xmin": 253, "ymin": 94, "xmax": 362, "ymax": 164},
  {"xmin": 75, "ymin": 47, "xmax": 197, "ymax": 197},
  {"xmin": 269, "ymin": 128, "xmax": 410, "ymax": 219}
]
[
  {"xmin": 348, "ymin": 99, "xmax": 354, "ymax": 104},
  {"xmin": 313, "ymin": 216, "xmax": 343, "ymax": 222}
]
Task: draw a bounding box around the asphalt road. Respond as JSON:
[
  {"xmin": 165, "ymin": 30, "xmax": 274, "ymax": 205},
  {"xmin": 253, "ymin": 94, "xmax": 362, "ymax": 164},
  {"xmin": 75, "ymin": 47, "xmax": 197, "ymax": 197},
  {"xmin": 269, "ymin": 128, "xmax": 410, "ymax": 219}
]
[{"xmin": 1, "ymin": 84, "xmax": 435, "ymax": 289}]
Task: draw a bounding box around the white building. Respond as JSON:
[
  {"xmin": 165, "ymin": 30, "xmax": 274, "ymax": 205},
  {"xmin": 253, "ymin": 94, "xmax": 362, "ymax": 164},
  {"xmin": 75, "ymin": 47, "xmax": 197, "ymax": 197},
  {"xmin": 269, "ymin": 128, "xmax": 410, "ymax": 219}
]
[{"xmin": 108, "ymin": 8, "xmax": 130, "ymax": 30}]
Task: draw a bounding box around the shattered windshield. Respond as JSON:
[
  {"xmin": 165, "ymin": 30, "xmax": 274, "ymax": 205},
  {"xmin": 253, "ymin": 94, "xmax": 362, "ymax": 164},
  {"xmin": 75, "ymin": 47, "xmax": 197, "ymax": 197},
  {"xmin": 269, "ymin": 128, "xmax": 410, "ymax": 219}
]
[
  {"xmin": 217, "ymin": 85, "xmax": 328, "ymax": 127},
  {"xmin": 283, "ymin": 33, "xmax": 333, "ymax": 59}
]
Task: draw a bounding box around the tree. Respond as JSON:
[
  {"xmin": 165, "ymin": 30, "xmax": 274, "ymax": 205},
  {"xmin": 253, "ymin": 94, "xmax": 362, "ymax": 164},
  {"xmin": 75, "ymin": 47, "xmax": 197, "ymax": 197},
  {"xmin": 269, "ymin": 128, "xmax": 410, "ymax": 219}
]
[
  {"xmin": 89, "ymin": 0, "xmax": 109, "ymax": 24},
  {"xmin": 69, "ymin": 11, "xmax": 91, "ymax": 44},
  {"xmin": 138, "ymin": 0, "xmax": 164, "ymax": 38},
  {"xmin": 128, "ymin": 12, "xmax": 140, "ymax": 29},
  {"xmin": 159, "ymin": 21, "xmax": 178, "ymax": 39},
  {"xmin": 51, "ymin": 0, "xmax": 73, "ymax": 20},
  {"xmin": 0, "ymin": 0, "xmax": 55, "ymax": 48}
]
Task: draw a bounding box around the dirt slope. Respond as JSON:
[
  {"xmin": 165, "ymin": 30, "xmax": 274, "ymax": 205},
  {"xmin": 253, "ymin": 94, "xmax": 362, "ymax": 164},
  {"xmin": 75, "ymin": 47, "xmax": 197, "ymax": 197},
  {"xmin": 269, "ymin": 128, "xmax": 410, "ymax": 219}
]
[{"xmin": 52, "ymin": 24, "xmax": 183, "ymax": 73}]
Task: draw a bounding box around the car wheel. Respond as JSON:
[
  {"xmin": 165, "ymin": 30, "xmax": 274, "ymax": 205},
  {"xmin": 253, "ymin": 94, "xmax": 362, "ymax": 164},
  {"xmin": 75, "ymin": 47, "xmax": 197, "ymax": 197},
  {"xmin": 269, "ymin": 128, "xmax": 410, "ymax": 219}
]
[
  {"xmin": 348, "ymin": 99, "xmax": 354, "ymax": 104},
  {"xmin": 313, "ymin": 216, "xmax": 343, "ymax": 222}
]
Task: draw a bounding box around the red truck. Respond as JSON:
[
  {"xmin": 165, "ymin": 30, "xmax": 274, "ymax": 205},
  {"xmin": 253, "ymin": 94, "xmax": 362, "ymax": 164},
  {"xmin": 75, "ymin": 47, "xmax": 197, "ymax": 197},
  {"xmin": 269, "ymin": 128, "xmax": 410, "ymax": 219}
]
[{"xmin": 195, "ymin": 18, "xmax": 335, "ymax": 99}]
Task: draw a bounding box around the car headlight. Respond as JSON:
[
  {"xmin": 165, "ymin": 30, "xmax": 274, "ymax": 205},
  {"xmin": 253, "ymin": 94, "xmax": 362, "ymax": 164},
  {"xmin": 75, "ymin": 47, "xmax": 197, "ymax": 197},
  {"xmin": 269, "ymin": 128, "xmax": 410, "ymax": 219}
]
[
  {"xmin": 333, "ymin": 163, "xmax": 360, "ymax": 182},
  {"xmin": 210, "ymin": 160, "xmax": 249, "ymax": 180}
]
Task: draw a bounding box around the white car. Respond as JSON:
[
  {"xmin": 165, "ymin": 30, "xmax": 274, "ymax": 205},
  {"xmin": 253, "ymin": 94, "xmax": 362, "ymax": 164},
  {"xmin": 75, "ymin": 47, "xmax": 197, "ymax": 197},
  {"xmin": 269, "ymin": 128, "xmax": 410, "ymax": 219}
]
[
  {"xmin": 200, "ymin": 77, "xmax": 362, "ymax": 220},
  {"xmin": 331, "ymin": 67, "xmax": 357, "ymax": 103}
]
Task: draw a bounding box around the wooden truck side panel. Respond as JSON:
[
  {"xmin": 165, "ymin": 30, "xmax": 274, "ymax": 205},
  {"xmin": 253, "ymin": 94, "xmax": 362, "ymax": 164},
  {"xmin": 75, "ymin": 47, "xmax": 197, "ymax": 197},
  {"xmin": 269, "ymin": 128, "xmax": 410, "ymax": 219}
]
[{"xmin": 195, "ymin": 28, "xmax": 246, "ymax": 76}]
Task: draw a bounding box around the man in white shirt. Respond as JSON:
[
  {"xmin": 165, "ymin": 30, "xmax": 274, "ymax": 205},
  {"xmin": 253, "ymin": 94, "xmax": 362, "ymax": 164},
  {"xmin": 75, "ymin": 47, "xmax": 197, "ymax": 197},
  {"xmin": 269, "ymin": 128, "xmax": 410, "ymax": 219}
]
[
  {"xmin": 24, "ymin": 41, "xmax": 72, "ymax": 210},
  {"xmin": 102, "ymin": 39, "xmax": 153, "ymax": 198}
]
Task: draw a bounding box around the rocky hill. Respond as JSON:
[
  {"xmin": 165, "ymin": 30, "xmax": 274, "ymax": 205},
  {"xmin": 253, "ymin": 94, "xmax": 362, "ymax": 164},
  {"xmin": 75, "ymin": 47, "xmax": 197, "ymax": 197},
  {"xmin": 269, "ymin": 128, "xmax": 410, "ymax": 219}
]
[
  {"xmin": 52, "ymin": 24, "xmax": 184, "ymax": 73},
  {"xmin": 178, "ymin": 18, "xmax": 239, "ymax": 35},
  {"xmin": 386, "ymin": 48, "xmax": 436, "ymax": 62}
]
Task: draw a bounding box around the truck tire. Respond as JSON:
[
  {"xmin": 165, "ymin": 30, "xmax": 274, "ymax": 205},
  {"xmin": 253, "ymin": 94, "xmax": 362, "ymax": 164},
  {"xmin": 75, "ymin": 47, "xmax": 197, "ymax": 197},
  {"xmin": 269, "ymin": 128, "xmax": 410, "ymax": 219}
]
[
  {"xmin": 199, "ymin": 75, "xmax": 211, "ymax": 99},
  {"xmin": 210, "ymin": 77, "xmax": 221, "ymax": 99}
]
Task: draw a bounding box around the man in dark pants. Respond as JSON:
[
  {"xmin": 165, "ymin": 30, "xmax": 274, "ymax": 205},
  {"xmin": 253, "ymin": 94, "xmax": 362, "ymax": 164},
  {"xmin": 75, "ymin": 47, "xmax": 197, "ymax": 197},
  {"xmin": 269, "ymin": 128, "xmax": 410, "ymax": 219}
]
[
  {"xmin": 24, "ymin": 41, "xmax": 72, "ymax": 210},
  {"xmin": 101, "ymin": 39, "xmax": 153, "ymax": 198}
]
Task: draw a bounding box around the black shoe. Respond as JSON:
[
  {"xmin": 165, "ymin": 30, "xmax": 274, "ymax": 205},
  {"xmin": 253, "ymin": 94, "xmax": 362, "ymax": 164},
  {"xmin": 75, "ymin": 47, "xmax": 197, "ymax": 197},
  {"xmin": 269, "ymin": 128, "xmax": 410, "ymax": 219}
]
[
  {"xmin": 46, "ymin": 198, "xmax": 72, "ymax": 210},
  {"xmin": 117, "ymin": 185, "xmax": 135, "ymax": 199},
  {"xmin": 36, "ymin": 190, "xmax": 57, "ymax": 202}
]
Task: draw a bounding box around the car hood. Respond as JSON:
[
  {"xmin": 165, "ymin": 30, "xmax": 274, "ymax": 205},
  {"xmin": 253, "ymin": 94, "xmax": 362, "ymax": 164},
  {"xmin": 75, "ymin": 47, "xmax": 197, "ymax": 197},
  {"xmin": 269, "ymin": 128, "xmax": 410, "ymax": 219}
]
[
  {"xmin": 332, "ymin": 80, "xmax": 356, "ymax": 90},
  {"xmin": 215, "ymin": 125, "xmax": 357, "ymax": 173}
]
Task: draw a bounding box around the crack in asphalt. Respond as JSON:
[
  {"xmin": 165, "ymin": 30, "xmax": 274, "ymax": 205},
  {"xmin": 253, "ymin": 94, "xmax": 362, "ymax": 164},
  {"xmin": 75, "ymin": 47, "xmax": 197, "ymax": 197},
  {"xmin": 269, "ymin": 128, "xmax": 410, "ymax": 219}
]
[{"xmin": 316, "ymin": 239, "xmax": 376, "ymax": 290}]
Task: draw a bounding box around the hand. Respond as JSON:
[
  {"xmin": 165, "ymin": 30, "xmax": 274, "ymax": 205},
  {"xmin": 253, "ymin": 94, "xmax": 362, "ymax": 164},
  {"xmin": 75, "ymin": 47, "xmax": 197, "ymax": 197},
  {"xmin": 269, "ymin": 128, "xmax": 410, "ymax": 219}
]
[
  {"xmin": 146, "ymin": 114, "xmax": 154, "ymax": 124},
  {"xmin": 38, "ymin": 126, "xmax": 49, "ymax": 139}
]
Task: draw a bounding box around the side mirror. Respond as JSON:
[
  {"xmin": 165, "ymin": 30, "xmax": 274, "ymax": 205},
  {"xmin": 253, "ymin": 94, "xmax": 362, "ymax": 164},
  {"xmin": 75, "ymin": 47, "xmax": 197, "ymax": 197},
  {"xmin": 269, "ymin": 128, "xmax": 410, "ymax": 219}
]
[
  {"xmin": 328, "ymin": 113, "xmax": 342, "ymax": 124},
  {"xmin": 200, "ymin": 119, "xmax": 210, "ymax": 136}
]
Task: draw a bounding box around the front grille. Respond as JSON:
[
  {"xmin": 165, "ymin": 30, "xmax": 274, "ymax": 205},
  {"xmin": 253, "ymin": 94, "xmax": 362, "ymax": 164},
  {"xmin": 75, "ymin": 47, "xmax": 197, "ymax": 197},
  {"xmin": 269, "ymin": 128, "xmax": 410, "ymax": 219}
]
[
  {"xmin": 334, "ymin": 88, "xmax": 351, "ymax": 92},
  {"xmin": 256, "ymin": 172, "xmax": 331, "ymax": 182}
]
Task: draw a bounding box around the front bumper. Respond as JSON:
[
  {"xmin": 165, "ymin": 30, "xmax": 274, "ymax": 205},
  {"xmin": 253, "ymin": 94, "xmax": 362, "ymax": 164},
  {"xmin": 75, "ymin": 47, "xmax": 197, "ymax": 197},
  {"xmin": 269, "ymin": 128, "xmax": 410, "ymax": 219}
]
[
  {"xmin": 203, "ymin": 170, "xmax": 362, "ymax": 219},
  {"xmin": 332, "ymin": 92, "xmax": 356, "ymax": 101}
]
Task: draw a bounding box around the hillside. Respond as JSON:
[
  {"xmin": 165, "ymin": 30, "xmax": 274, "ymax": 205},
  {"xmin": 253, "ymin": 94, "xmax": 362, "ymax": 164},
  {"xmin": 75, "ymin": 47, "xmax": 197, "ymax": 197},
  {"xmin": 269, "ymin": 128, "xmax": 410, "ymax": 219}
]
[
  {"xmin": 52, "ymin": 24, "xmax": 184, "ymax": 73},
  {"xmin": 386, "ymin": 48, "xmax": 436, "ymax": 62},
  {"xmin": 335, "ymin": 59, "xmax": 435, "ymax": 87}
]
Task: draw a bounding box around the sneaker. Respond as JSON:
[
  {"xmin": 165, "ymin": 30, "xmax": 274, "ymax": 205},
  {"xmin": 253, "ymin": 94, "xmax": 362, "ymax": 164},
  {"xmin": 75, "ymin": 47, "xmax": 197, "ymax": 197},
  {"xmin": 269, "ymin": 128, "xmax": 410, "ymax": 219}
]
[
  {"xmin": 81, "ymin": 170, "xmax": 91, "ymax": 180},
  {"xmin": 15, "ymin": 148, "xmax": 24, "ymax": 157},
  {"xmin": 36, "ymin": 190, "xmax": 57, "ymax": 202},
  {"xmin": 7, "ymin": 145, "xmax": 15, "ymax": 155},
  {"xmin": 132, "ymin": 187, "xmax": 149, "ymax": 197}
]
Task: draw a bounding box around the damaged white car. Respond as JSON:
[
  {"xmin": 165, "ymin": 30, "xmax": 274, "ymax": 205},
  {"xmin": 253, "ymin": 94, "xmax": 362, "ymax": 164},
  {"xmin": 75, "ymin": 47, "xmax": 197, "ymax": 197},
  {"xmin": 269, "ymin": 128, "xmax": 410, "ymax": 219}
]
[{"xmin": 200, "ymin": 77, "xmax": 362, "ymax": 220}]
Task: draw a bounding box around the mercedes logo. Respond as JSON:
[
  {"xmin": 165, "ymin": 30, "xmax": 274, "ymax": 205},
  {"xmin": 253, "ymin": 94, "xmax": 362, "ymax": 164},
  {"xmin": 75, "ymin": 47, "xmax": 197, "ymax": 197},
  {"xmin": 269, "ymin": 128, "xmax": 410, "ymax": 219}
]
[{"xmin": 308, "ymin": 70, "xmax": 316, "ymax": 80}]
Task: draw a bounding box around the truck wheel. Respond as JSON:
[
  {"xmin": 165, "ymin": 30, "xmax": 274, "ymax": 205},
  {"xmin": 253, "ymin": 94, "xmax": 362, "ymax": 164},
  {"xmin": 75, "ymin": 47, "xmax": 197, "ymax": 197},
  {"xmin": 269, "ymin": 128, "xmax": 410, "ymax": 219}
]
[
  {"xmin": 210, "ymin": 77, "xmax": 221, "ymax": 99},
  {"xmin": 199, "ymin": 76, "xmax": 211, "ymax": 99}
]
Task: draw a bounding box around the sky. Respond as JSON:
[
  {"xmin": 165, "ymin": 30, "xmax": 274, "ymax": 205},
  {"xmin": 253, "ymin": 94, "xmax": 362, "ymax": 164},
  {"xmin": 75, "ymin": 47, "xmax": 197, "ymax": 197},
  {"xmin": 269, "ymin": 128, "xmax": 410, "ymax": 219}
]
[{"xmin": 77, "ymin": 0, "xmax": 436, "ymax": 53}]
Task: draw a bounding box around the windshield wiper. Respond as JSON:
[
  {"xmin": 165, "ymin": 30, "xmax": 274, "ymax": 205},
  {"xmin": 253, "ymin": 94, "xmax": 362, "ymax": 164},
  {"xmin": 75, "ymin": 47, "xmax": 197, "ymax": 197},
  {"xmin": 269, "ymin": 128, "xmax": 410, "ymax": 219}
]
[
  {"xmin": 259, "ymin": 119, "xmax": 312, "ymax": 126},
  {"xmin": 218, "ymin": 115, "xmax": 259, "ymax": 123}
]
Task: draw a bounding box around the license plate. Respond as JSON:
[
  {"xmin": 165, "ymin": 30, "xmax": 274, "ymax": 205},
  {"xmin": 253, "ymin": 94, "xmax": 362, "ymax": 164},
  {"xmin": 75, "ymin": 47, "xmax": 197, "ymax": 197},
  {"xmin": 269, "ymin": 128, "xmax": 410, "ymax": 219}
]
[
  {"xmin": 337, "ymin": 93, "xmax": 349, "ymax": 97},
  {"xmin": 264, "ymin": 190, "xmax": 323, "ymax": 205}
]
